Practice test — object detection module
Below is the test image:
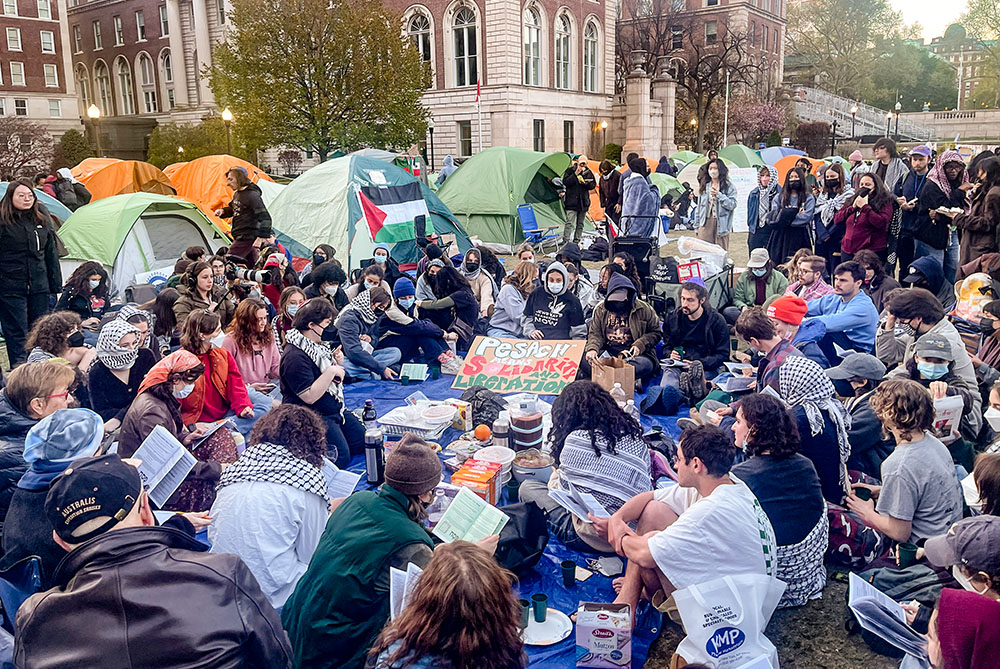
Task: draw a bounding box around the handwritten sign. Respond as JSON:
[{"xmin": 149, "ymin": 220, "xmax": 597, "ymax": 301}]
[{"xmin": 451, "ymin": 336, "xmax": 585, "ymax": 395}]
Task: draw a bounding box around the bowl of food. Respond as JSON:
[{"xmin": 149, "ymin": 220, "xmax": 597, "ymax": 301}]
[
  {"xmin": 421, "ymin": 404, "xmax": 457, "ymax": 426},
  {"xmin": 512, "ymin": 449, "xmax": 555, "ymax": 483}
]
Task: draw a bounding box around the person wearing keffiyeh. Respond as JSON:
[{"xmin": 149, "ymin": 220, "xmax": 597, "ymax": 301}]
[
  {"xmin": 914, "ymin": 149, "xmax": 971, "ymax": 284},
  {"xmin": 747, "ymin": 165, "xmax": 780, "ymax": 252},
  {"xmin": 778, "ymin": 355, "xmax": 852, "ymax": 505},
  {"xmin": 87, "ymin": 319, "xmax": 157, "ymax": 433},
  {"xmin": 209, "ymin": 404, "xmax": 330, "ymax": 609},
  {"xmin": 334, "ymin": 287, "xmax": 401, "ymax": 382}
]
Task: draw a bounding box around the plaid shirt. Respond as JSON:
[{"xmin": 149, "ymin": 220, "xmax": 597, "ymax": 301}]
[
  {"xmin": 758, "ymin": 339, "xmax": 805, "ymax": 391},
  {"xmin": 785, "ymin": 279, "xmax": 835, "ymax": 302}
]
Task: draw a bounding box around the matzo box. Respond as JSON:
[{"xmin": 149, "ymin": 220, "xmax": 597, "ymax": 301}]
[{"xmin": 576, "ymin": 602, "xmax": 631, "ymax": 667}]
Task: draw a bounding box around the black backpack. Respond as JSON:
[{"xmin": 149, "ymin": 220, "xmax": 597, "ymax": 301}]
[{"xmin": 493, "ymin": 502, "xmax": 549, "ymax": 576}]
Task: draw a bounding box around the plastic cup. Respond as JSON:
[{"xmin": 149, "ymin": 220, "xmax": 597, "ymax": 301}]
[
  {"xmin": 561, "ymin": 560, "xmax": 576, "ymax": 588},
  {"xmin": 504, "ymin": 478, "xmax": 521, "ymax": 501},
  {"xmin": 518, "ymin": 598, "xmax": 530, "ymax": 628},
  {"xmin": 853, "ymin": 486, "xmax": 872, "ymax": 501},
  {"xmin": 430, "ymin": 365, "xmax": 441, "ymax": 380},
  {"xmin": 531, "ymin": 593, "xmax": 548, "ymax": 623},
  {"xmin": 897, "ymin": 542, "xmax": 918, "ymax": 568},
  {"xmin": 400, "ymin": 376, "xmax": 409, "ymax": 386}
]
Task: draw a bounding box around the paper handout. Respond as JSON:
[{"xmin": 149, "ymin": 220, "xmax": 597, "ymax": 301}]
[
  {"xmin": 848, "ymin": 572, "xmax": 928, "ymax": 662},
  {"xmin": 133, "ymin": 425, "xmax": 197, "ymax": 508},
  {"xmin": 432, "ymin": 486, "xmax": 509, "ymax": 543},
  {"xmin": 548, "ymin": 482, "xmax": 611, "ymax": 524},
  {"xmin": 389, "ymin": 562, "xmax": 424, "ymax": 620},
  {"xmin": 321, "ymin": 459, "xmax": 362, "ymax": 499}
]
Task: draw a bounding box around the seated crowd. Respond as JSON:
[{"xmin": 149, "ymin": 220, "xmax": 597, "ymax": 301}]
[{"xmin": 2, "ymin": 215, "xmax": 1000, "ymax": 668}]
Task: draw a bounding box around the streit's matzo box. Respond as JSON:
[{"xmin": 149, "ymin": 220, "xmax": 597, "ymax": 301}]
[{"xmin": 575, "ymin": 602, "xmax": 631, "ymax": 667}]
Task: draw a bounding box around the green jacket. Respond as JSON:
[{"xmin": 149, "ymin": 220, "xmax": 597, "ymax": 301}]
[
  {"xmin": 734, "ymin": 269, "xmax": 788, "ymax": 309},
  {"xmin": 586, "ymin": 298, "xmax": 661, "ymax": 364},
  {"xmin": 281, "ymin": 485, "xmax": 434, "ymax": 669}
]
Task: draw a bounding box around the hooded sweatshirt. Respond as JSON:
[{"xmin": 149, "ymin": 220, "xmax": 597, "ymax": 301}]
[
  {"xmin": 586, "ymin": 274, "xmax": 660, "ymax": 363},
  {"xmin": 523, "ymin": 262, "xmax": 586, "ymax": 339},
  {"xmin": 436, "ymin": 155, "xmax": 457, "ymax": 187},
  {"xmin": 459, "ymin": 251, "xmax": 496, "ymax": 315},
  {"xmin": 620, "ymin": 173, "xmax": 661, "ymax": 237}
]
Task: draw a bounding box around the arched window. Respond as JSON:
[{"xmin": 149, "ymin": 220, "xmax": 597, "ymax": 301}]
[
  {"xmin": 408, "ymin": 12, "xmax": 431, "ymax": 63},
  {"xmin": 523, "ymin": 7, "xmax": 541, "ymax": 86},
  {"xmin": 583, "ymin": 21, "xmax": 598, "ymax": 93},
  {"xmin": 555, "ymin": 13, "xmax": 571, "ymax": 90},
  {"xmin": 76, "ymin": 64, "xmax": 91, "ymax": 109},
  {"xmin": 162, "ymin": 51, "xmax": 173, "ymax": 82},
  {"xmin": 160, "ymin": 49, "xmax": 174, "ymax": 110},
  {"xmin": 116, "ymin": 58, "xmax": 135, "ymax": 115},
  {"xmin": 94, "ymin": 61, "xmax": 113, "ymax": 116},
  {"xmin": 138, "ymin": 53, "xmax": 157, "ymax": 113},
  {"xmin": 453, "ymin": 6, "xmax": 477, "ymax": 87}
]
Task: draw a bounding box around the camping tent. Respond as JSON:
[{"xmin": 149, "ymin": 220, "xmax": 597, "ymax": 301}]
[
  {"xmin": 759, "ymin": 146, "xmax": 806, "ymax": 165},
  {"xmin": 0, "ymin": 182, "xmax": 73, "ymax": 226},
  {"xmin": 71, "ymin": 158, "xmax": 175, "ymax": 201},
  {"xmin": 164, "ymin": 155, "xmax": 273, "ymax": 234},
  {"xmin": 437, "ymin": 146, "xmax": 572, "ymax": 246},
  {"xmin": 256, "ymin": 179, "xmax": 286, "ymax": 208},
  {"xmin": 719, "ymin": 145, "xmax": 765, "ymax": 169},
  {"xmin": 268, "ymin": 154, "xmax": 470, "ymax": 270},
  {"xmin": 774, "ymin": 155, "xmax": 826, "ymax": 185},
  {"xmin": 57, "ymin": 193, "xmax": 230, "ymax": 296}
]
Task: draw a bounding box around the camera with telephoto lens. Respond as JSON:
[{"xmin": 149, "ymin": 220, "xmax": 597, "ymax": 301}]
[{"xmin": 223, "ymin": 254, "xmax": 273, "ymax": 284}]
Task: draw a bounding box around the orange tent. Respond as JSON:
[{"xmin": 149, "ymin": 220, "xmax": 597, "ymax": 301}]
[
  {"xmin": 583, "ymin": 157, "xmax": 660, "ymax": 223},
  {"xmin": 773, "ymin": 155, "xmax": 825, "ymax": 185},
  {"xmin": 71, "ymin": 158, "xmax": 175, "ymax": 200},
  {"xmin": 165, "ymin": 155, "xmax": 273, "ymax": 235}
]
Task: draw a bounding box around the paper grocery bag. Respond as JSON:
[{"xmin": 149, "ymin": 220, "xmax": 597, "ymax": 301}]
[{"xmin": 591, "ymin": 357, "xmax": 635, "ymax": 401}]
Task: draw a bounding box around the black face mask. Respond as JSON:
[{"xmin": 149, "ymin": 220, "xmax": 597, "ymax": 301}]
[
  {"xmin": 465, "ymin": 262, "xmax": 480, "ymax": 273},
  {"xmin": 67, "ymin": 331, "xmax": 85, "ymax": 348},
  {"xmin": 826, "ymin": 179, "xmax": 840, "ymax": 188},
  {"xmin": 787, "ymin": 180, "xmax": 801, "ymax": 191},
  {"xmin": 321, "ymin": 323, "xmax": 339, "ymax": 342},
  {"xmin": 607, "ymin": 300, "xmax": 630, "ymax": 314},
  {"xmin": 313, "ymin": 254, "xmax": 326, "ymax": 267},
  {"xmin": 857, "ymin": 186, "xmax": 872, "ymax": 198}
]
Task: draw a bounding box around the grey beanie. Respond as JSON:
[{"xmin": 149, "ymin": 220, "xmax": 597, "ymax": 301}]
[{"xmin": 384, "ymin": 434, "xmax": 442, "ymax": 495}]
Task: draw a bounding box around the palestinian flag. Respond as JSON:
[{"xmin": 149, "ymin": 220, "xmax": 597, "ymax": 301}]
[{"xmin": 358, "ymin": 183, "xmax": 432, "ymax": 243}]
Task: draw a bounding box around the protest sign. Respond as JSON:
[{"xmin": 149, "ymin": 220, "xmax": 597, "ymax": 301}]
[
  {"xmin": 730, "ymin": 167, "xmax": 759, "ymax": 233},
  {"xmin": 451, "ymin": 336, "xmax": 585, "ymax": 395}
]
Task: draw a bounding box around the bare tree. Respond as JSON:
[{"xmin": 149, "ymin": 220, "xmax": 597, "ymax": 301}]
[
  {"xmin": 277, "ymin": 150, "xmax": 303, "ymax": 175},
  {"xmin": 615, "ymin": 0, "xmax": 684, "ymax": 93},
  {"xmin": 0, "ymin": 118, "xmax": 55, "ymax": 181}
]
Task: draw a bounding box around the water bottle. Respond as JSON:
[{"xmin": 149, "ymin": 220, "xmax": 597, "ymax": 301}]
[
  {"xmin": 362, "ymin": 399, "xmax": 377, "ymax": 431},
  {"xmin": 609, "ymin": 382, "xmax": 627, "ymax": 408},
  {"xmin": 364, "ymin": 428, "xmax": 385, "ymax": 485},
  {"xmin": 625, "ymin": 399, "xmax": 640, "ymax": 421}
]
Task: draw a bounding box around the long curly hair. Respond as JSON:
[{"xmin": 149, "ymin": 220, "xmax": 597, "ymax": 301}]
[
  {"xmin": 547, "ymin": 381, "xmax": 642, "ymax": 465},
  {"xmin": 369, "ymin": 541, "xmax": 526, "ymax": 669},
  {"xmin": 738, "ymin": 393, "xmax": 800, "ymax": 458},
  {"xmin": 227, "ymin": 298, "xmax": 273, "ymax": 354},
  {"xmin": 26, "ymin": 311, "xmax": 80, "ymax": 356},
  {"xmin": 430, "ymin": 265, "xmax": 471, "ymax": 299},
  {"xmin": 870, "ymin": 378, "xmax": 934, "ymax": 441},
  {"xmin": 503, "ymin": 261, "xmax": 538, "ymax": 299},
  {"xmin": 248, "ymin": 404, "xmax": 326, "ymax": 467},
  {"xmin": 63, "ymin": 261, "xmax": 109, "ymax": 300}
]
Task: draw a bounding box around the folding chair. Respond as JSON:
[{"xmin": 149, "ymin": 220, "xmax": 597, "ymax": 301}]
[
  {"xmin": 516, "ymin": 204, "xmax": 561, "ymax": 253},
  {"xmin": 0, "ymin": 556, "xmax": 42, "ymax": 633}
]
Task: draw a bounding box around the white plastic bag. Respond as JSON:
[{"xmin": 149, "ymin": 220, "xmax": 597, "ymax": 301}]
[{"xmin": 673, "ymin": 574, "xmax": 785, "ymax": 669}]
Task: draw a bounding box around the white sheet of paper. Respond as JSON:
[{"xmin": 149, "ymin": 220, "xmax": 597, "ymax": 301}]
[
  {"xmin": 848, "ymin": 573, "xmax": 927, "ymax": 660},
  {"xmin": 321, "ymin": 459, "xmax": 362, "ymax": 499},
  {"xmin": 432, "ymin": 486, "xmax": 509, "ymax": 543},
  {"xmin": 133, "ymin": 425, "xmax": 197, "ymax": 508}
]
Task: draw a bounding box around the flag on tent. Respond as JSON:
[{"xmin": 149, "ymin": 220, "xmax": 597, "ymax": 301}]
[{"xmin": 357, "ymin": 183, "xmax": 433, "ymax": 243}]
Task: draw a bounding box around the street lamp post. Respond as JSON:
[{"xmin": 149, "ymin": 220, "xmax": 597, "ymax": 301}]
[
  {"xmin": 830, "ymin": 119, "xmax": 838, "ymax": 156},
  {"xmin": 221, "ymin": 107, "xmax": 233, "ymax": 155},
  {"xmin": 885, "ymin": 112, "xmax": 892, "ymax": 138},
  {"xmin": 600, "ymin": 120, "xmax": 608, "ymax": 153},
  {"xmin": 427, "ymin": 118, "xmax": 435, "ymax": 171},
  {"xmin": 689, "ymin": 118, "xmax": 697, "ymax": 149},
  {"xmin": 894, "ymin": 101, "xmax": 901, "ymax": 139},
  {"xmin": 850, "ymin": 105, "xmax": 858, "ymax": 138},
  {"xmin": 87, "ymin": 104, "xmax": 102, "ymax": 157}
]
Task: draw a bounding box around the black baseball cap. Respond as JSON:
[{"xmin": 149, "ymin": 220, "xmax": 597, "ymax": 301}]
[{"xmin": 44, "ymin": 454, "xmax": 142, "ymax": 544}]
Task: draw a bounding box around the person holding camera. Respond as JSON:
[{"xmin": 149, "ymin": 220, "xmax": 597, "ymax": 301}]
[
  {"xmin": 214, "ymin": 167, "xmax": 272, "ymax": 268},
  {"xmin": 561, "ymin": 156, "xmax": 596, "ymax": 245},
  {"xmin": 173, "ymin": 261, "xmax": 235, "ymax": 330}
]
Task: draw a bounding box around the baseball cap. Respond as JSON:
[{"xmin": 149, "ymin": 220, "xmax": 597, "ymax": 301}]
[
  {"xmin": 913, "ymin": 332, "xmax": 954, "ymax": 361},
  {"xmin": 766, "ymin": 296, "xmax": 808, "ymax": 326},
  {"xmin": 825, "ymin": 352, "xmax": 887, "ymax": 381},
  {"xmin": 911, "ymin": 145, "xmax": 932, "ymax": 158},
  {"xmin": 607, "ymin": 288, "xmax": 629, "ymax": 302},
  {"xmin": 746, "ymin": 248, "xmax": 770, "ymax": 269},
  {"xmin": 924, "ymin": 516, "xmax": 1000, "ymax": 575},
  {"xmin": 45, "ymin": 454, "xmax": 142, "ymax": 544},
  {"xmin": 901, "ymin": 266, "xmax": 925, "ymax": 284}
]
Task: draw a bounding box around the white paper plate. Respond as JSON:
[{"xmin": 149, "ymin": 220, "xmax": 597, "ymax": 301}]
[{"xmin": 522, "ymin": 608, "xmax": 573, "ymax": 646}]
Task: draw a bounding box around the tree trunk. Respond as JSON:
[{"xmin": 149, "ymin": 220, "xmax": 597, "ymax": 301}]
[{"xmin": 318, "ymin": 147, "xmax": 328, "ymax": 162}]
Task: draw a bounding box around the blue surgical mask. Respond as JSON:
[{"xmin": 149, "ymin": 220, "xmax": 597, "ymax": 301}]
[
  {"xmin": 374, "ymin": 254, "xmax": 387, "ymax": 264},
  {"xmin": 287, "ymin": 303, "xmax": 300, "ymax": 316},
  {"xmin": 751, "ymin": 268, "xmax": 767, "ymax": 277},
  {"xmin": 365, "ymin": 282, "xmax": 378, "ymax": 291},
  {"xmin": 172, "ymin": 383, "xmax": 195, "ymax": 399},
  {"xmin": 399, "ymin": 297, "xmax": 415, "ymax": 310},
  {"xmin": 88, "ymin": 279, "xmax": 101, "ymax": 290},
  {"xmin": 917, "ymin": 361, "xmax": 949, "ymax": 380}
]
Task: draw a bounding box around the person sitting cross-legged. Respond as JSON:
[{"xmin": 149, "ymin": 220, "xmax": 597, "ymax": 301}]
[
  {"xmin": 661, "ymin": 280, "xmax": 730, "ymax": 401},
  {"xmin": 594, "ymin": 425, "xmax": 777, "ymax": 621},
  {"xmin": 801, "ymin": 260, "xmax": 879, "ymax": 363},
  {"xmin": 335, "ymin": 287, "xmax": 401, "ymax": 382}
]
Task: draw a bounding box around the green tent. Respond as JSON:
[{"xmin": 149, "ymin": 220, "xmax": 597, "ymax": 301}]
[
  {"xmin": 436, "ymin": 146, "xmax": 572, "ymax": 247},
  {"xmin": 649, "ymin": 173, "xmax": 684, "ymax": 199},
  {"xmin": 58, "ymin": 193, "xmax": 230, "ymax": 296},
  {"xmin": 268, "ymin": 154, "xmax": 470, "ymax": 270},
  {"xmin": 719, "ymin": 145, "xmax": 766, "ymax": 169},
  {"xmin": 670, "ymin": 150, "xmax": 703, "ymax": 164}
]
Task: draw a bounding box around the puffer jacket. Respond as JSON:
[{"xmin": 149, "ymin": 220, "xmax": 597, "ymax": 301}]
[
  {"xmin": 220, "ymin": 183, "xmax": 272, "ymax": 242},
  {"xmin": 0, "ymin": 391, "xmax": 36, "ymax": 532},
  {"xmin": 0, "ymin": 209, "xmax": 62, "ymax": 296},
  {"xmin": 14, "ymin": 526, "xmax": 293, "ymax": 668}
]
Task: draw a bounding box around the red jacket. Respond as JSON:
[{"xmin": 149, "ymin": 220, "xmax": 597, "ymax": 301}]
[{"xmin": 837, "ymin": 199, "xmax": 893, "ymax": 255}]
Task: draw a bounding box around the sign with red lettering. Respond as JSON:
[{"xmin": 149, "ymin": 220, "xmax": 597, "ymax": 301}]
[{"xmin": 451, "ymin": 336, "xmax": 586, "ymax": 395}]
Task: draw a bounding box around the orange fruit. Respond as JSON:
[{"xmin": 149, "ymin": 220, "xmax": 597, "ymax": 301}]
[{"xmin": 474, "ymin": 425, "xmax": 492, "ymax": 441}]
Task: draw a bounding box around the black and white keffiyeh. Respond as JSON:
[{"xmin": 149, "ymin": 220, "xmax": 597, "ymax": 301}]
[
  {"xmin": 216, "ymin": 441, "xmax": 327, "ymax": 499},
  {"xmin": 96, "ymin": 319, "xmax": 140, "ymax": 370},
  {"xmin": 336, "ymin": 290, "xmax": 378, "ymax": 326},
  {"xmin": 285, "ymin": 328, "xmax": 344, "ymax": 404},
  {"xmin": 116, "ymin": 305, "xmax": 155, "ymax": 348},
  {"xmin": 758, "ymin": 165, "xmax": 780, "ymax": 225},
  {"xmin": 778, "ymin": 356, "xmax": 852, "ymax": 483},
  {"xmin": 816, "ymin": 185, "xmax": 855, "ymax": 230}
]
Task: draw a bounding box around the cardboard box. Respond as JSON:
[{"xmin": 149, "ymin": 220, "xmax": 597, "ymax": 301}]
[
  {"xmin": 444, "ymin": 398, "xmax": 473, "ymax": 431},
  {"xmin": 452, "ymin": 459, "xmax": 501, "ymax": 505},
  {"xmin": 576, "ymin": 602, "xmax": 632, "ymax": 668},
  {"xmin": 590, "ymin": 358, "xmax": 635, "ymax": 402}
]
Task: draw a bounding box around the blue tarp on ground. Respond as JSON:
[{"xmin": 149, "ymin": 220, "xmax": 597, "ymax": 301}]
[{"xmin": 341, "ymin": 377, "xmax": 682, "ymax": 668}]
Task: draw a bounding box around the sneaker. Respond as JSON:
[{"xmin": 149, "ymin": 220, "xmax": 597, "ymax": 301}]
[{"xmin": 676, "ymin": 417, "xmax": 700, "ymax": 432}]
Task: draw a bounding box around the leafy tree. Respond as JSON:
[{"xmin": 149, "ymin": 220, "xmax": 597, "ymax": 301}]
[
  {"xmin": 970, "ymin": 59, "xmax": 1000, "ymax": 108},
  {"xmin": 0, "ymin": 118, "xmax": 54, "ymax": 180},
  {"xmin": 211, "ymin": 0, "xmax": 431, "ymax": 161},
  {"xmin": 51, "ymin": 129, "xmax": 94, "ymax": 171},
  {"xmin": 147, "ymin": 118, "xmax": 255, "ymax": 168},
  {"xmin": 866, "ymin": 40, "xmax": 960, "ymax": 111},
  {"xmin": 963, "ymin": 0, "xmax": 1000, "ymax": 108},
  {"xmin": 729, "ymin": 98, "xmax": 787, "ymax": 147},
  {"xmin": 766, "ymin": 130, "xmax": 782, "ymax": 147},
  {"xmin": 603, "ymin": 143, "xmax": 622, "ymax": 164},
  {"xmin": 795, "ymin": 121, "xmax": 831, "ymax": 157},
  {"xmin": 787, "ymin": 0, "xmax": 901, "ymax": 99}
]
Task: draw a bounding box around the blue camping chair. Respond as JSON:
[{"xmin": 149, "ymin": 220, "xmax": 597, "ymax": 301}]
[
  {"xmin": 516, "ymin": 204, "xmax": 561, "ymax": 252},
  {"xmin": 0, "ymin": 556, "xmax": 42, "ymax": 633}
]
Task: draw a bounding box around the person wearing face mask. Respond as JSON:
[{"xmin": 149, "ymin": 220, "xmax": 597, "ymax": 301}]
[
  {"xmin": 584, "ymin": 274, "xmax": 661, "ymax": 392},
  {"xmin": 730, "ymin": 393, "xmax": 827, "ymax": 609},
  {"xmin": 952, "ymin": 155, "xmax": 1000, "ymax": 266},
  {"xmin": 837, "ymin": 171, "xmax": 894, "ymax": 262},
  {"xmin": 359, "ymin": 243, "xmax": 404, "ymax": 288},
  {"xmin": 344, "ymin": 264, "xmax": 411, "ymax": 328},
  {"xmin": 766, "ymin": 167, "xmax": 816, "ymax": 266},
  {"xmin": 523, "ymin": 262, "xmax": 586, "ymax": 340},
  {"xmin": 24, "ymin": 311, "xmax": 96, "ymax": 374},
  {"xmin": 693, "ymin": 159, "xmax": 737, "ymax": 250},
  {"xmin": 747, "ymin": 165, "xmax": 780, "ymax": 252},
  {"xmin": 334, "ymin": 287, "xmax": 401, "ymax": 382},
  {"xmin": 795, "ymin": 157, "xmax": 819, "ymax": 193},
  {"xmin": 88, "ymin": 320, "xmax": 157, "ymax": 436},
  {"xmin": 56, "ymin": 261, "xmax": 109, "ymax": 338},
  {"xmin": 272, "ymin": 285, "xmax": 307, "ymax": 349},
  {"xmin": 814, "ymin": 164, "xmax": 854, "ymax": 272},
  {"xmin": 299, "ymin": 244, "xmax": 339, "ymax": 285},
  {"xmin": 283, "ymin": 434, "xmax": 498, "ymax": 669},
  {"xmin": 303, "ymin": 261, "xmax": 349, "ymax": 318},
  {"xmin": 824, "ymin": 353, "xmax": 893, "ymax": 478},
  {"xmin": 915, "ymin": 150, "xmax": 971, "ymax": 285},
  {"xmin": 458, "ymin": 248, "xmax": 496, "ymax": 318},
  {"xmin": 377, "ymin": 277, "xmax": 461, "ymax": 374},
  {"xmin": 732, "ymin": 248, "xmax": 788, "ymax": 315}
]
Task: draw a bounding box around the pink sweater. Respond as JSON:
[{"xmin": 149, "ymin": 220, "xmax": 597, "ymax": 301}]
[{"xmin": 221, "ymin": 334, "xmax": 281, "ymax": 386}]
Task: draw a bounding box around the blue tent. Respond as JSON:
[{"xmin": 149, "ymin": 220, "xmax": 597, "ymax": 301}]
[{"xmin": 759, "ymin": 146, "xmax": 806, "ymax": 165}]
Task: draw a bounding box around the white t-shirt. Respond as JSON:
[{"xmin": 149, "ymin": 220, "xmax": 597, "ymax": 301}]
[{"xmin": 648, "ymin": 478, "xmax": 778, "ymax": 590}]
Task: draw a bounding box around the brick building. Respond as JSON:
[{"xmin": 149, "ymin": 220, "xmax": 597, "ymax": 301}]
[
  {"xmin": 917, "ymin": 24, "xmax": 996, "ymax": 109},
  {"xmin": 0, "ymin": 0, "xmax": 81, "ymax": 136}
]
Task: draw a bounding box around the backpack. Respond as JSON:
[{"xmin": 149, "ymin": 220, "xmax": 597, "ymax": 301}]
[
  {"xmin": 493, "ymin": 502, "xmax": 549, "ymax": 576},
  {"xmin": 459, "ymin": 386, "xmax": 507, "ymax": 427}
]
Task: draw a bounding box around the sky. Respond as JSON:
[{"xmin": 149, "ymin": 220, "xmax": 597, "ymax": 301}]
[{"xmin": 889, "ymin": 0, "xmax": 966, "ymax": 41}]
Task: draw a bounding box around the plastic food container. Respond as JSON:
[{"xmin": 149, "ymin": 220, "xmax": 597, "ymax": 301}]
[
  {"xmin": 421, "ymin": 404, "xmax": 457, "ymax": 425},
  {"xmin": 512, "ymin": 449, "xmax": 555, "ymax": 483},
  {"xmin": 474, "ymin": 445, "xmax": 516, "ymax": 474}
]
